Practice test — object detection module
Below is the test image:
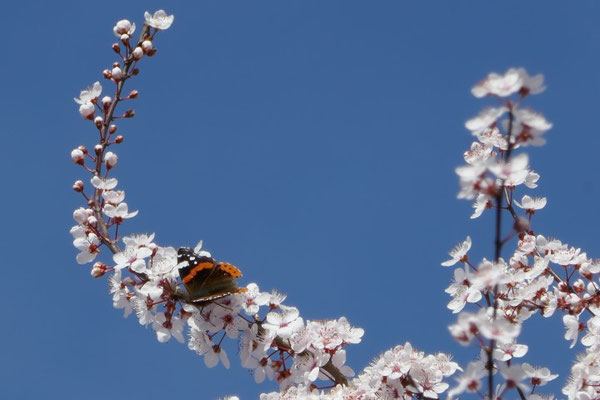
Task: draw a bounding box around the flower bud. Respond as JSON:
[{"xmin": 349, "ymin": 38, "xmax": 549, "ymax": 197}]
[
  {"xmin": 91, "ymin": 262, "xmax": 107, "ymax": 278},
  {"xmin": 73, "ymin": 180, "xmax": 84, "ymax": 192},
  {"xmin": 71, "ymin": 149, "xmax": 85, "ymax": 164},
  {"xmin": 124, "ymin": 109, "xmax": 135, "ymax": 118},
  {"xmin": 128, "ymin": 90, "xmax": 138, "ymax": 99},
  {"xmin": 131, "ymin": 68, "xmax": 140, "ymax": 76},
  {"xmin": 87, "ymin": 216, "xmax": 98, "ymax": 227},
  {"xmin": 79, "ymin": 102, "xmax": 95, "ymax": 119},
  {"xmin": 109, "ymin": 124, "xmax": 117, "ymax": 134},
  {"xmin": 103, "ymin": 69, "xmax": 112, "ymax": 79},
  {"xmin": 112, "ymin": 43, "xmax": 121, "ymax": 53},
  {"xmin": 115, "ymin": 135, "xmax": 124, "ymax": 143},
  {"xmin": 101, "ymin": 96, "xmax": 112, "ymax": 107},
  {"xmin": 142, "ymin": 40, "xmax": 153, "ymax": 52},
  {"xmin": 132, "ymin": 47, "xmax": 143, "ymax": 60},
  {"xmin": 104, "ymin": 151, "xmax": 118, "ymax": 169},
  {"xmin": 94, "ymin": 144, "xmax": 103, "ymax": 155},
  {"xmin": 78, "ymin": 145, "xmax": 88, "ymax": 154},
  {"xmin": 111, "ymin": 67, "xmax": 124, "ymax": 81},
  {"xmin": 120, "ymin": 33, "xmax": 130, "ymax": 42},
  {"xmin": 114, "ymin": 19, "xmax": 133, "ymax": 35},
  {"xmin": 514, "ymin": 216, "xmax": 530, "ymax": 233},
  {"xmin": 94, "ymin": 116, "xmax": 104, "ymax": 128},
  {"xmin": 73, "ymin": 207, "xmax": 92, "ymax": 224},
  {"xmin": 573, "ymin": 279, "xmax": 585, "ymax": 294}
]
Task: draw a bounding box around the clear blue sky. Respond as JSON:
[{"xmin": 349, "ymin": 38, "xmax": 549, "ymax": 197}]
[{"xmin": 2, "ymin": 1, "xmax": 600, "ymax": 398}]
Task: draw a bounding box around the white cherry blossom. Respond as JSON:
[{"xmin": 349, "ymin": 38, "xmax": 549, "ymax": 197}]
[
  {"xmin": 477, "ymin": 127, "xmax": 507, "ymax": 149},
  {"xmin": 515, "ymin": 195, "xmax": 547, "ymax": 213},
  {"xmin": 152, "ymin": 313, "xmax": 184, "ymax": 343},
  {"xmin": 73, "ymin": 232, "xmax": 100, "ymax": 264},
  {"xmin": 522, "ymin": 363, "xmax": 558, "ymax": 386},
  {"xmin": 498, "ymin": 363, "xmax": 529, "ymax": 392},
  {"xmin": 516, "ymin": 68, "xmax": 546, "ymax": 95},
  {"xmin": 103, "ymin": 202, "xmax": 138, "ymax": 220},
  {"xmin": 471, "ymin": 193, "xmax": 491, "ymax": 219},
  {"xmin": 102, "ymin": 190, "xmax": 125, "ymax": 205},
  {"xmin": 471, "ymin": 68, "xmax": 523, "ymax": 98},
  {"xmin": 74, "ymin": 81, "xmax": 102, "ymax": 105},
  {"xmin": 564, "ymin": 314, "xmax": 582, "ymax": 348},
  {"xmin": 441, "ymin": 236, "xmax": 471, "ymax": 266},
  {"xmin": 264, "ymin": 306, "xmax": 304, "ymax": 338},
  {"xmin": 91, "ymin": 175, "xmax": 118, "ymax": 190},
  {"xmin": 113, "ymin": 244, "xmax": 153, "ymax": 272},
  {"xmin": 465, "ymin": 106, "xmax": 508, "ymax": 135},
  {"xmin": 493, "ymin": 341, "xmax": 528, "ymax": 361},
  {"xmin": 144, "ymin": 10, "xmax": 174, "ymax": 30}
]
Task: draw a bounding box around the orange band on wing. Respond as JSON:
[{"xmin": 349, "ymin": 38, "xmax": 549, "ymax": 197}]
[
  {"xmin": 182, "ymin": 261, "xmax": 215, "ymax": 284},
  {"xmin": 218, "ymin": 263, "xmax": 243, "ymax": 278}
]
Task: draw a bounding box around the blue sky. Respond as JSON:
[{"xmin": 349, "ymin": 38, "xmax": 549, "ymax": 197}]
[{"xmin": 2, "ymin": 1, "xmax": 600, "ymax": 398}]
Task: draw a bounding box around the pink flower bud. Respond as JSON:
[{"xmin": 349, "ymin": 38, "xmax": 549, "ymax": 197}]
[
  {"xmin": 79, "ymin": 102, "xmax": 95, "ymax": 119},
  {"xmin": 128, "ymin": 90, "xmax": 138, "ymax": 99},
  {"xmin": 103, "ymin": 69, "xmax": 112, "ymax": 79},
  {"xmin": 78, "ymin": 145, "xmax": 88, "ymax": 154},
  {"xmin": 142, "ymin": 40, "xmax": 153, "ymax": 52},
  {"xmin": 109, "ymin": 124, "xmax": 117, "ymax": 134},
  {"xmin": 91, "ymin": 262, "xmax": 107, "ymax": 278},
  {"xmin": 101, "ymin": 96, "xmax": 112, "ymax": 107},
  {"xmin": 120, "ymin": 33, "xmax": 130, "ymax": 42},
  {"xmin": 514, "ymin": 216, "xmax": 530, "ymax": 233},
  {"xmin": 73, "ymin": 180, "xmax": 84, "ymax": 192},
  {"xmin": 132, "ymin": 47, "xmax": 143, "ymax": 60},
  {"xmin": 94, "ymin": 144, "xmax": 103, "ymax": 155},
  {"xmin": 112, "ymin": 43, "xmax": 121, "ymax": 53},
  {"xmin": 115, "ymin": 135, "xmax": 124, "ymax": 143},
  {"xmin": 131, "ymin": 68, "xmax": 140, "ymax": 76},
  {"xmin": 124, "ymin": 109, "xmax": 135, "ymax": 118},
  {"xmin": 71, "ymin": 149, "xmax": 85, "ymax": 164},
  {"xmin": 111, "ymin": 67, "xmax": 124, "ymax": 81},
  {"xmin": 94, "ymin": 116, "xmax": 104, "ymax": 128},
  {"xmin": 104, "ymin": 151, "xmax": 118, "ymax": 169}
]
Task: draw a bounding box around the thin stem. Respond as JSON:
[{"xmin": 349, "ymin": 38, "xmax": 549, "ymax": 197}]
[
  {"xmin": 92, "ymin": 25, "xmax": 150, "ymax": 255},
  {"xmin": 488, "ymin": 107, "xmax": 514, "ymax": 399}
]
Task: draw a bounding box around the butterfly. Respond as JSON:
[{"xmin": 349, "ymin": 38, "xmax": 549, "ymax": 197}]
[{"xmin": 177, "ymin": 241, "xmax": 247, "ymax": 303}]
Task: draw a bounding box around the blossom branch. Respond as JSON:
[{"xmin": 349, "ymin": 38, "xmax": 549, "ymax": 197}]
[
  {"xmin": 91, "ymin": 25, "xmax": 150, "ymax": 255},
  {"xmin": 71, "ymin": 10, "xmax": 460, "ymax": 399}
]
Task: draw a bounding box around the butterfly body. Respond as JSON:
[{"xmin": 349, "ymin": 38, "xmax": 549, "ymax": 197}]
[{"xmin": 177, "ymin": 247, "xmax": 246, "ymax": 303}]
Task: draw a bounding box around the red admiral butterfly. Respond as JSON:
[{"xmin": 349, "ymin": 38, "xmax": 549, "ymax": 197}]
[{"xmin": 177, "ymin": 245, "xmax": 247, "ymax": 303}]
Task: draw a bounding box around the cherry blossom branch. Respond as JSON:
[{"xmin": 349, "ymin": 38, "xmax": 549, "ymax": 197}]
[
  {"xmin": 91, "ymin": 26, "xmax": 150, "ymax": 255},
  {"xmin": 443, "ymin": 69, "xmax": 600, "ymax": 400},
  {"xmin": 488, "ymin": 108, "xmax": 516, "ymax": 399},
  {"xmin": 71, "ymin": 10, "xmax": 460, "ymax": 399}
]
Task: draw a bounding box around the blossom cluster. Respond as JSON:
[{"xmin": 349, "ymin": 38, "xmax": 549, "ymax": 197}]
[
  {"xmin": 259, "ymin": 343, "xmax": 459, "ymax": 399},
  {"xmin": 444, "ymin": 68, "xmax": 600, "ymax": 400},
  {"xmin": 70, "ymin": 10, "xmax": 459, "ymax": 399}
]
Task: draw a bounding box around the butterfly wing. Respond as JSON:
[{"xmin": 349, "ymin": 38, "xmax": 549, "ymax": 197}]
[
  {"xmin": 185, "ymin": 262, "xmax": 243, "ymax": 302},
  {"xmin": 177, "ymin": 247, "xmax": 245, "ymax": 303}
]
